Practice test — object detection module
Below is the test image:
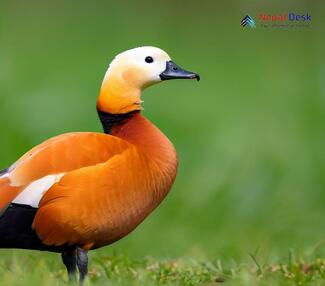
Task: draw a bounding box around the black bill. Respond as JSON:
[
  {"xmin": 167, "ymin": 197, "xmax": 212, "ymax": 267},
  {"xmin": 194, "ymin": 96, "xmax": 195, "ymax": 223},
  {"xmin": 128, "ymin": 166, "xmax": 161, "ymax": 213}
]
[{"xmin": 160, "ymin": 61, "xmax": 200, "ymax": 81}]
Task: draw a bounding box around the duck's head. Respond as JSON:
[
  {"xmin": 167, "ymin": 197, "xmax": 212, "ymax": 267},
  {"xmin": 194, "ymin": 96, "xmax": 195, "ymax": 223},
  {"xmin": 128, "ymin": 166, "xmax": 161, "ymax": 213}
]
[{"xmin": 97, "ymin": 46, "xmax": 200, "ymax": 114}]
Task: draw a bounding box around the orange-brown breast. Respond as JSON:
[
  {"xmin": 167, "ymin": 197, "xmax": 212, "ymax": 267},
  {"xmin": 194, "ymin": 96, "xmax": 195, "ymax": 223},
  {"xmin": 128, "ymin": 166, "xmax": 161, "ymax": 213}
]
[{"xmin": 32, "ymin": 114, "xmax": 178, "ymax": 249}]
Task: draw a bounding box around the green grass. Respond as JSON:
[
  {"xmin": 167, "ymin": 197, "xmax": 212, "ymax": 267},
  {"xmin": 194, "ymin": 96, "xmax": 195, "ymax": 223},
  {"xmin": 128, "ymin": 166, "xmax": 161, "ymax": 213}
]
[{"xmin": 0, "ymin": 251, "xmax": 324, "ymax": 286}]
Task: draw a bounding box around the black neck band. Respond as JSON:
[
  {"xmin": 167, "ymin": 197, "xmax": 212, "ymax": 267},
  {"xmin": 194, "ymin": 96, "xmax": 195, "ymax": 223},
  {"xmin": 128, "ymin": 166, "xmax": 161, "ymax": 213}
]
[{"xmin": 97, "ymin": 109, "xmax": 138, "ymax": 134}]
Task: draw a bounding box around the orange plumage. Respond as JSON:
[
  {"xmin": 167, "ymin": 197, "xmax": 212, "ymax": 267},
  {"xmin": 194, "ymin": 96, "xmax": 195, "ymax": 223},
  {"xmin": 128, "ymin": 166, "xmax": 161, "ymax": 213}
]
[
  {"xmin": 33, "ymin": 114, "xmax": 178, "ymax": 248},
  {"xmin": 0, "ymin": 46, "xmax": 199, "ymax": 281}
]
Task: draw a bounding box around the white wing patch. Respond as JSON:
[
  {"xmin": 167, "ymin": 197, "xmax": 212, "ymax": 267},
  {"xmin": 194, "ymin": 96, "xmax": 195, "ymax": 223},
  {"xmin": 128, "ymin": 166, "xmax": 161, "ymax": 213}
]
[{"xmin": 13, "ymin": 173, "xmax": 65, "ymax": 208}]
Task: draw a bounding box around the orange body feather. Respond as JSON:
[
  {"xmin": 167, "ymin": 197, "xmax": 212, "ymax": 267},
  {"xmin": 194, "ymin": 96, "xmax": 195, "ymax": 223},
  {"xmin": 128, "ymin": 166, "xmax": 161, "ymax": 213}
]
[{"xmin": 1, "ymin": 113, "xmax": 177, "ymax": 249}]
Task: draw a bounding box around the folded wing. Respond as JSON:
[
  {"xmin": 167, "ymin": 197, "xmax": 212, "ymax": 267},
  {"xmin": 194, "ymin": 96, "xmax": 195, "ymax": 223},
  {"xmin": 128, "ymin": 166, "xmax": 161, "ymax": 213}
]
[{"xmin": 0, "ymin": 132, "xmax": 132, "ymax": 211}]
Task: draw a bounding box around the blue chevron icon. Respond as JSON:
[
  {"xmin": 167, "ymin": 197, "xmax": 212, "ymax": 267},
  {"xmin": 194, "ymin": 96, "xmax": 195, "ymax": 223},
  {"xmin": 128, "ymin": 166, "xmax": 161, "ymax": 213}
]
[{"xmin": 241, "ymin": 15, "xmax": 256, "ymax": 28}]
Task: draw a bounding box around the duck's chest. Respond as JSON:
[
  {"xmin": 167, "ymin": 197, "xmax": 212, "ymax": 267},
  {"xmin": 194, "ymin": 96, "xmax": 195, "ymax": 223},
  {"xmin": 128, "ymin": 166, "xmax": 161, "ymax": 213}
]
[
  {"xmin": 92, "ymin": 148, "xmax": 178, "ymax": 247},
  {"xmin": 92, "ymin": 113, "xmax": 178, "ymax": 247}
]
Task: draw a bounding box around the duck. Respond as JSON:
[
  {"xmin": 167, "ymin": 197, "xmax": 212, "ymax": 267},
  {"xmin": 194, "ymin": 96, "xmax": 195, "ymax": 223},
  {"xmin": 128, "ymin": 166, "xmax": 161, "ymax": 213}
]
[{"xmin": 0, "ymin": 46, "xmax": 200, "ymax": 282}]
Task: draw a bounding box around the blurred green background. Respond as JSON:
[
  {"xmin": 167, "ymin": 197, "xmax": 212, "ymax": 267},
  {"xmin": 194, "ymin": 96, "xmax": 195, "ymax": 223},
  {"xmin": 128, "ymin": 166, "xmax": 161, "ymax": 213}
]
[{"xmin": 0, "ymin": 0, "xmax": 324, "ymax": 266}]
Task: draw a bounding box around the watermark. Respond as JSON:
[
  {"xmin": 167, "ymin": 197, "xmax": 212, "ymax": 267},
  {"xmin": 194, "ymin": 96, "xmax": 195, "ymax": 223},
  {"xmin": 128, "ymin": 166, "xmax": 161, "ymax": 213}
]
[
  {"xmin": 241, "ymin": 15, "xmax": 256, "ymax": 28},
  {"xmin": 241, "ymin": 12, "xmax": 311, "ymax": 29}
]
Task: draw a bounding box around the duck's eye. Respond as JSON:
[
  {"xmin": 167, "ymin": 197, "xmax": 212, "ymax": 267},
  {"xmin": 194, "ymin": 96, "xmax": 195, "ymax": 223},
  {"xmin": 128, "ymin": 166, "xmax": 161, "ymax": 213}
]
[{"xmin": 145, "ymin": 56, "xmax": 154, "ymax": 63}]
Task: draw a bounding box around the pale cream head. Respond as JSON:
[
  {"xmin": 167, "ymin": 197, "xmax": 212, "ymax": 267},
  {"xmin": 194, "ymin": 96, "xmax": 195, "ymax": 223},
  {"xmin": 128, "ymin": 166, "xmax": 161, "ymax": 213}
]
[
  {"xmin": 103, "ymin": 46, "xmax": 172, "ymax": 88},
  {"xmin": 97, "ymin": 46, "xmax": 199, "ymax": 114}
]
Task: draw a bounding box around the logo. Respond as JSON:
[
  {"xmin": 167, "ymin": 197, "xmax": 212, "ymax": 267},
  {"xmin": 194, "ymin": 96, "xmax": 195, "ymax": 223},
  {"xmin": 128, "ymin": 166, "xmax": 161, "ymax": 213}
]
[
  {"xmin": 241, "ymin": 12, "xmax": 312, "ymax": 29},
  {"xmin": 241, "ymin": 15, "xmax": 256, "ymax": 28},
  {"xmin": 259, "ymin": 12, "xmax": 311, "ymax": 22}
]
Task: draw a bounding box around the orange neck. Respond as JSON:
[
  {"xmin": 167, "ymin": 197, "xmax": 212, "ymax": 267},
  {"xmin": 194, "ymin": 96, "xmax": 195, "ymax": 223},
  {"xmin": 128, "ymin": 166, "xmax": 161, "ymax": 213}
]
[
  {"xmin": 97, "ymin": 74, "xmax": 142, "ymax": 114},
  {"xmin": 111, "ymin": 112, "xmax": 176, "ymax": 159},
  {"xmin": 112, "ymin": 112, "xmax": 178, "ymax": 189}
]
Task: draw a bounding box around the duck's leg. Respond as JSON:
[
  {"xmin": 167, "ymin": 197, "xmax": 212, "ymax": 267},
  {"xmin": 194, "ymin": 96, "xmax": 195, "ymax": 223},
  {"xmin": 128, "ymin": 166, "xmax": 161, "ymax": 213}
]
[
  {"xmin": 61, "ymin": 248, "xmax": 77, "ymax": 282},
  {"xmin": 77, "ymin": 247, "xmax": 88, "ymax": 283}
]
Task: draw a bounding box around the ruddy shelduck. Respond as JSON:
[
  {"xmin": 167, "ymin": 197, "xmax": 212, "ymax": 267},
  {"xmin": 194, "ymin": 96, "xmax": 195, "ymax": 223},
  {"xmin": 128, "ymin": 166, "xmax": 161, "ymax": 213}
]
[{"xmin": 0, "ymin": 46, "xmax": 199, "ymax": 282}]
